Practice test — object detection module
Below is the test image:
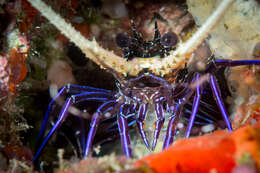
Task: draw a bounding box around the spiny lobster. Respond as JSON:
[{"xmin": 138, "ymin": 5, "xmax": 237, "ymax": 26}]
[{"xmin": 27, "ymin": 0, "xmax": 260, "ymax": 162}]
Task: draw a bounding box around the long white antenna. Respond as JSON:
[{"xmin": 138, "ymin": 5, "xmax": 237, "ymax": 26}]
[{"xmin": 27, "ymin": 0, "xmax": 128, "ymax": 74}]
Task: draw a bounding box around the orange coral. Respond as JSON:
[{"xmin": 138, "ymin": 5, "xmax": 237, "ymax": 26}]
[
  {"xmin": 0, "ymin": 47, "xmax": 28, "ymax": 95},
  {"xmin": 55, "ymin": 122, "xmax": 260, "ymax": 173},
  {"xmin": 8, "ymin": 49, "xmax": 28, "ymax": 93},
  {"xmin": 135, "ymin": 122, "xmax": 260, "ymax": 173}
]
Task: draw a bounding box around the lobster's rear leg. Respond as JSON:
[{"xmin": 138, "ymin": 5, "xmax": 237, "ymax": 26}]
[
  {"xmin": 37, "ymin": 84, "xmax": 111, "ymax": 143},
  {"xmin": 34, "ymin": 97, "xmax": 72, "ymax": 162},
  {"xmin": 208, "ymin": 58, "xmax": 260, "ymax": 131},
  {"xmin": 37, "ymin": 86, "xmax": 67, "ymax": 144},
  {"xmin": 184, "ymin": 73, "xmax": 232, "ymax": 137},
  {"xmin": 34, "ymin": 91, "xmax": 112, "ymax": 162},
  {"xmin": 209, "ymin": 74, "xmax": 232, "ymax": 130},
  {"xmin": 185, "ymin": 59, "xmax": 260, "ymax": 137}
]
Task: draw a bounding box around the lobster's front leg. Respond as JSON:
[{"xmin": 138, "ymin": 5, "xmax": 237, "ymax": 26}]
[
  {"xmin": 151, "ymin": 102, "xmax": 165, "ymax": 150},
  {"xmin": 117, "ymin": 104, "xmax": 132, "ymax": 157},
  {"xmin": 162, "ymin": 104, "xmax": 182, "ymax": 150},
  {"xmin": 136, "ymin": 103, "xmax": 150, "ymax": 149}
]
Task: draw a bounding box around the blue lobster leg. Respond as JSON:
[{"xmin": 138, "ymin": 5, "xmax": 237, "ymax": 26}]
[
  {"xmin": 162, "ymin": 104, "xmax": 182, "ymax": 150},
  {"xmin": 70, "ymin": 91, "xmax": 112, "ymax": 154},
  {"xmin": 215, "ymin": 59, "xmax": 260, "ymax": 67},
  {"xmin": 183, "ymin": 113, "xmax": 214, "ymax": 125},
  {"xmin": 136, "ymin": 103, "xmax": 150, "ymax": 149},
  {"xmin": 106, "ymin": 112, "xmax": 136, "ymax": 132},
  {"xmin": 209, "ymin": 74, "xmax": 232, "ymax": 130},
  {"xmin": 34, "ymin": 92, "xmax": 111, "ymax": 162},
  {"xmin": 37, "ymin": 86, "xmax": 66, "ymax": 143},
  {"xmin": 185, "ymin": 73, "xmax": 203, "ymax": 138},
  {"xmin": 67, "ymin": 84, "xmax": 111, "ymax": 93},
  {"xmin": 117, "ymin": 104, "xmax": 132, "ymax": 157},
  {"xmin": 84, "ymin": 100, "xmax": 118, "ymax": 157},
  {"xmin": 72, "ymin": 92, "xmax": 111, "ymax": 103},
  {"xmin": 33, "ymin": 97, "xmax": 72, "ymax": 162},
  {"xmin": 37, "ymin": 84, "xmax": 111, "ymax": 143},
  {"xmin": 151, "ymin": 102, "xmax": 165, "ymax": 150},
  {"xmin": 163, "ymin": 76, "xmax": 197, "ymax": 149},
  {"xmin": 75, "ymin": 116, "xmax": 86, "ymax": 157}
]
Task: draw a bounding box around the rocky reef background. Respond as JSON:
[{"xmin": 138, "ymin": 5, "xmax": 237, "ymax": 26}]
[{"xmin": 0, "ymin": 0, "xmax": 259, "ymax": 172}]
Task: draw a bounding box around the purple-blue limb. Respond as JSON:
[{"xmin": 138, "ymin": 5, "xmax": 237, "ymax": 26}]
[
  {"xmin": 33, "ymin": 97, "xmax": 73, "ymax": 162},
  {"xmin": 185, "ymin": 72, "xmax": 232, "ymax": 138},
  {"xmin": 162, "ymin": 104, "xmax": 182, "ymax": 150},
  {"xmin": 71, "ymin": 91, "xmax": 112, "ymax": 103},
  {"xmin": 83, "ymin": 100, "xmax": 118, "ymax": 157},
  {"xmin": 136, "ymin": 103, "xmax": 150, "ymax": 149},
  {"xmin": 185, "ymin": 73, "xmax": 203, "ymax": 138},
  {"xmin": 34, "ymin": 90, "xmax": 112, "ymax": 162},
  {"xmin": 117, "ymin": 104, "xmax": 132, "ymax": 157},
  {"xmin": 106, "ymin": 112, "xmax": 136, "ymax": 132},
  {"xmin": 37, "ymin": 84, "xmax": 110, "ymax": 143},
  {"xmin": 75, "ymin": 116, "xmax": 86, "ymax": 156},
  {"xmin": 151, "ymin": 102, "xmax": 165, "ymax": 150},
  {"xmin": 37, "ymin": 86, "xmax": 66, "ymax": 143},
  {"xmin": 184, "ymin": 100, "xmax": 218, "ymax": 124},
  {"xmin": 209, "ymin": 74, "xmax": 232, "ymax": 130},
  {"xmin": 67, "ymin": 84, "xmax": 111, "ymax": 93},
  {"xmin": 162, "ymin": 75, "xmax": 197, "ymax": 149},
  {"xmin": 215, "ymin": 59, "xmax": 260, "ymax": 67}
]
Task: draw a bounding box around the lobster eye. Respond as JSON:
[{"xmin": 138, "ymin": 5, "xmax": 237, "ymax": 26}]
[
  {"xmin": 160, "ymin": 32, "xmax": 178, "ymax": 47},
  {"xmin": 115, "ymin": 33, "xmax": 131, "ymax": 48}
]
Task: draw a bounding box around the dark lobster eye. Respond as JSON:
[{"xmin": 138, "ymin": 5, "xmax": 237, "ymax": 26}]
[
  {"xmin": 115, "ymin": 33, "xmax": 131, "ymax": 48},
  {"xmin": 160, "ymin": 32, "xmax": 178, "ymax": 47}
]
